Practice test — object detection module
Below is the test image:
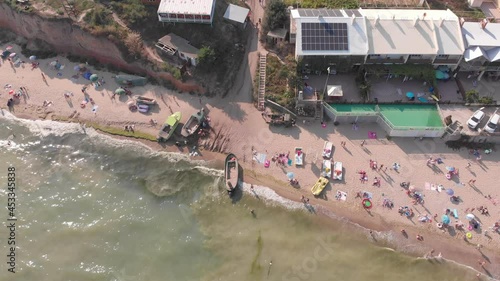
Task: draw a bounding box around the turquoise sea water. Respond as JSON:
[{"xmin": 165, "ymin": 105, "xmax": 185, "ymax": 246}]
[{"xmin": 0, "ymin": 113, "xmax": 480, "ymax": 281}]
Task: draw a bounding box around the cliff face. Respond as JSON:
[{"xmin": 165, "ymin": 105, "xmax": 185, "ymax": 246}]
[
  {"xmin": 0, "ymin": 3, "xmax": 203, "ymax": 93},
  {"xmin": 0, "ymin": 3, "xmax": 130, "ymax": 68}
]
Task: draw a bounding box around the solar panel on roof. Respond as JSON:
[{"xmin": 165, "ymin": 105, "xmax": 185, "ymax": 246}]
[
  {"xmin": 345, "ymin": 10, "xmax": 353, "ymax": 17},
  {"xmin": 301, "ymin": 22, "xmax": 349, "ymax": 51},
  {"xmin": 353, "ymin": 10, "xmax": 362, "ymax": 17}
]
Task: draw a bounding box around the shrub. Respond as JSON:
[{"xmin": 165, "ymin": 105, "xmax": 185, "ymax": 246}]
[
  {"xmin": 465, "ymin": 90, "xmax": 479, "ymax": 103},
  {"xmin": 124, "ymin": 32, "xmax": 143, "ymax": 57},
  {"xmin": 110, "ymin": 0, "xmax": 148, "ymax": 25},
  {"xmin": 84, "ymin": 5, "xmax": 112, "ymax": 27},
  {"xmin": 197, "ymin": 46, "xmax": 216, "ymax": 71},
  {"xmin": 263, "ymin": 0, "xmax": 288, "ymax": 32}
]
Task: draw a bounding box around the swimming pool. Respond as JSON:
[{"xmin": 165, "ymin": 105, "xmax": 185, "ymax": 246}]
[
  {"xmin": 326, "ymin": 103, "xmax": 445, "ymax": 137},
  {"xmin": 378, "ymin": 104, "xmax": 444, "ymax": 128}
]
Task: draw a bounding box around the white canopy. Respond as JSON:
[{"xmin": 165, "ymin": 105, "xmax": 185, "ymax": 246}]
[
  {"xmin": 464, "ymin": 46, "xmax": 487, "ymax": 62},
  {"xmin": 486, "ymin": 47, "xmax": 500, "ymax": 62},
  {"xmin": 327, "ymin": 85, "xmax": 343, "ymax": 97}
]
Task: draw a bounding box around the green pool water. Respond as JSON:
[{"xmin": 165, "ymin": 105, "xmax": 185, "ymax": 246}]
[
  {"xmin": 330, "ymin": 104, "xmax": 377, "ymax": 113},
  {"xmin": 329, "ymin": 104, "xmax": 444, "ymax": 128}
]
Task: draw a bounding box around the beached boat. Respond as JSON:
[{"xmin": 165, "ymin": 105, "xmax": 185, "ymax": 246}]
[
  {"xmin": 181, "ymin": 109, "xmax": 205, "ymax": 137},
  {"xmin": 295, "ymin": 147, "xmax": 304, "ymax": 166},
  {"xmin": 321, "ymin": 160, "xmax": 332, "ymax": 178},
  {"xmin": 323, "ymin": 141, "xmax": 333, "ymax": 159},
  {"xmin": 157, "ymin": 112, "xmax": 182, "ymax": 142},
  {"xmin": 134, "ymin": 96, "xmax": 157, "ymax": 105},
  {"xmin": 333, "ymin": 162, "xmax": 343, "ymax": 180},
  {"xmin": 225, "ymin": 153, "xmax": 239, "ymax": 196},
  {"xmin": 115, "ymin": 75, "xmax": 147, "ymax": 87},
  {"xmin": 311, "ymin": 177, "xmax": 329, "ymax": 196}
]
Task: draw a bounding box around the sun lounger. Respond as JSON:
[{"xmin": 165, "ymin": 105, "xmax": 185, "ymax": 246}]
[
  {"xmin": 295, "ymin": 147, "xmax": 304, "ymax": 166},
  {"xmin": 333, "ymin": 162, "xmax": 343, "ymax": 180},
  {"xmin": 322, "ymin": 141, "xmax": 333, "ymax": 158}
]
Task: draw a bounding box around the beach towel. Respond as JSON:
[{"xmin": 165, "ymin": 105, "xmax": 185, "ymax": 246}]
[
  {"xmin": 288, "ymin": 159, "xmax": 292, "ymax": 166},
  {"xmin": 253, "ymin": 153, "xmax": 266, "ymax": 164},
  {"xmin": 336, "ymin": 191, "xmax": 347, "ymax": 201},
  {"xmin": 437, "ymin": 185, "xmax": 443, "ymax": 192},
  {"xmin": 362, "ymin": 191, "xmax": 373, "ymax": 199},
  {"xmin": 418, "ymin": 97, "xmax": 428, "ymax": 103},
  {"xmin": 425, "ymin": 182, "xmax": 431, "ymax": 190},
  {"xmin": 452, "ymin": 209, "xmax": 458, "ymax": 219},
  {"xmin": 368, "ymin": 131, "xmax": 377, "ymax": 139}
]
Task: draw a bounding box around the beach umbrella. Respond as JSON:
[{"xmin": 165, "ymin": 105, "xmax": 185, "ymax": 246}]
[
  {"xmin": 29, "ymin": 55, "xmax": 37, "ymax": 61},
  {"xmin": 9, "ymin": 52, "xmax": 16, "ymax": 58},
  {"xmin": 445, "ymin": 166, "xmax": 455, "ymax": 172},
  {"xmin": 286, "ymin": 172, "xmax": 295, "ymax": 179},
  {"xmin": 74, "ymin": 65, "xmax": 81, "ymax": 71},
  {"xmin": 466, "ymin": 214, "xmax": 475, "ymax": 221},
  {"xmin": 90, "ymin": 74, "xmax": 99, "ymax": 82},
  {"xmin": 441, "ymin": 214, "xmax": 450, "ymax": 224},
  {"xmin": 445, "ymin": 188, "xmax": 454, "ymax": 196},
  {"xmin": 5, "ymin": 46, "xmax": 13, "ymax": 50},
  {"xmin": 115, "ymin": 88, "xmax": 126, "ymax": 95},
  {"xmin": 406, "ymin": 92, "xmax": 415, "ymax": 99},
  {"xmin": 50, "ymin": 61, "xmax": 57, "ymax": 66}
]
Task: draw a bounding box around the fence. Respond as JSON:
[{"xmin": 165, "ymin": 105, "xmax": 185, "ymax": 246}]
[{"xmin": 324, "ymin": 103, "xmax": 446, "ymax": 138}]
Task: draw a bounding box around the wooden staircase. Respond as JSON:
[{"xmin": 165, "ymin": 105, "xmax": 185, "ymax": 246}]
[{"xmin": 257, "ymin": 54, "xmax": 267, "ymax": 111}]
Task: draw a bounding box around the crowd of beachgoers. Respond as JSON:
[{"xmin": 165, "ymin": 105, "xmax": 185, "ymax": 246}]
[{"xmin": 1, "ymin": 44, "xmax": 500, "ymax": 279}]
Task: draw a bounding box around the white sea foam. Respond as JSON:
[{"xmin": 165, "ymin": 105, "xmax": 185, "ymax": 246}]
[{"xmin": 240, "ymin": 182, "xmax": 304, "ymax": 210}]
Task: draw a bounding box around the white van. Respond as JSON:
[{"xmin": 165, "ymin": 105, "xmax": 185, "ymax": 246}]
[{"xmin": 484, "ymin": 113, "xmax": 500, "ymax": 133}]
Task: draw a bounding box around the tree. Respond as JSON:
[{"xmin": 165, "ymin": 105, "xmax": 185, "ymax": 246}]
[
  {"xmin": 264, "ymin": 0, "xmax": 288, "ymax": 32},
  {"xmin": 197, "ymin": 46, "xmax": 216, "ymax": 71}
]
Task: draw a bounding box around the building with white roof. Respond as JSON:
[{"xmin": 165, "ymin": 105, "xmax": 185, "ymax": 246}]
[
  {"xmin": 289, "ymin": 8, "xmax": 465, "ymax": 71},
  {"xmin": 157, "ymin": 0, "xmax": 217, "ymax": 24},
  {"xmin": 461, "ymin": 20, "xmax": 500, "ymax": 73}
]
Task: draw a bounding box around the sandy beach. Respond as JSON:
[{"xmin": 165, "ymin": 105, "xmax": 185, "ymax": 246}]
[{"xmin": 1, "ymin": 44, "xmax": 500, "ymax": 279}]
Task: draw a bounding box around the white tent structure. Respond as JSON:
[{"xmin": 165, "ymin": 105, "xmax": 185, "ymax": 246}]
[{"xmin": 327, "ymin": 85, "xmax": 343, "ymax": 97}]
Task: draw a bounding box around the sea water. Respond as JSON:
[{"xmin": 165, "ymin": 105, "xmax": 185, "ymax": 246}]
[{"xmin": 0, "ymin": 112, "xmax": 481, "ymax": 281}]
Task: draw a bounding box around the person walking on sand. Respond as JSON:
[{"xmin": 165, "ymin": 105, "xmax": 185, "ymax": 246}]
[
  {"xmin": 378, "ymin": 164, "xmax": 384, "ymax": 171},
  {"xmin": 468, "ymin": 179, "xmax": 476, "ymax": 185},
  {"xmin": 361, "ymin": 140, "xmax": 365, "ymax": 146},
  {"xmin": 41, "ymin": 73, "xmax": 46, "ymax": 83},
  {"xmin": 478, "ymin": 260, "xmax": 486, "ymax": 267}
]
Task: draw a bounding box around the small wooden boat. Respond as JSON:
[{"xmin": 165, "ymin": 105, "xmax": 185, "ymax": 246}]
[
  {"xmin": 157, "ymin": 112, "xmax": 182, "ymax": 142},
  {"xmin": 135, "ymin": 96, "xmax": 157, "ymax": 105},
  {"xmin": 181, "ymin": 109, "xmax": 205, "ymax": 137},
  {"xmin": 311, "ymin": 177, "xmax": 329, "ymax": 196},
  {"xmin": 225, "ymin": 153, "xmax": 239, "ymax": 196}
]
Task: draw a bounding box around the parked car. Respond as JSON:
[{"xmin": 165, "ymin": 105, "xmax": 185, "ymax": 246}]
[
  {"xmin": 484, "ymin": 111, "xmax": 500, "ymax": 133},
  {"xmin": 467, "ymin": 107, "xmax": 486, "ymax": 129}
]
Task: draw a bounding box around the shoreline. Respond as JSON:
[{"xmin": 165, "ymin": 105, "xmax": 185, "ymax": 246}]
[
  {"xmin": 1, "ymin": 47, "xmax": 499, "ymax": 279},
  {"xmin": 3, "ymin": 111, "xmax": 499, "ymax": 280}
]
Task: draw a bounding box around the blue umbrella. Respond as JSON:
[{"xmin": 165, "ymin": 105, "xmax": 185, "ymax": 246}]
[
  {"xmin": 446, "ymin": 166, "xmax": 455, "ymax": 172},
  {"xmin": 406, "ymin": 92, "xmax": 415, "ymax": 99},
  {"xmin": 446, "ymin": 189, "xmax": 454, "ymax": 196},
  {"xmin": 286, "ymin": 172, "xmax": 295, "ymax": 179},
  {"xmin": 441, "ymin": 214, "xmax": 450, "ymax": 224},
  {"xmin": 29, "ymin": 55, "xmax": 37, "ymax": 61}
]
